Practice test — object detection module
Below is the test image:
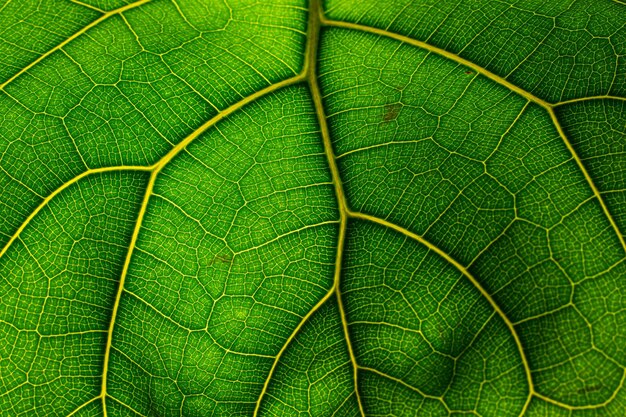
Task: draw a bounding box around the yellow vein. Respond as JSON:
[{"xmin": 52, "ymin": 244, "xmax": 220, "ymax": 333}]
[
  {"xmin": 253, "ymin": 1, "xmax": 361, "ymax": 413},
  {"xmin": 307, "ymin": 12, "xmax": 347, "ymax": 218},
  {"xmin": 548, "ymin": 107, "xmax": 626, "ymax": 253},
  {"xmin": 0, "ymin": 0, "xmax": 152, "ymax": 91},
  {"xmin": 234, "ymin": 220, "xmax": 339, "ymax": 255},
  {"xmin": 336, "ymin": 138, "xmax": 433, "ymax": 160},
  {"xmin": 254, "ymin": 2, "xmax": 364, "ymax": 413},
  {"xmin": 252, "ymin": 287, "xmax": 336, "ymax": 416},
  {"xmin": 331, "ymin": 219, "xmax": 363, "ymax": 414},
  {"xmin": 100, "ymin": 170, "xmax": 157, "ymax": 417},
  {"xmin": 307, "ymin": 1, "xmax": 365, "ymax": 415},
  {"xmin": 0, "ymin": 165, "xmax": 152, "ymax": 260},
  {"xmin": 320, "ymin": 18, "xmax": 626, "ymax": 109},
  {"xmin": 346, "ymin": 210, "xmax": 534, "ymax": 414},
  {"xmin": 0, "ymin": 0, "xmax": 12, "ymax": 15}
]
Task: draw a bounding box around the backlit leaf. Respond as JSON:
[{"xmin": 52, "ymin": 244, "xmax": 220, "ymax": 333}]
[{"xmin": 1, "ymin": 0, "xmax": 625, "ymax": 416}]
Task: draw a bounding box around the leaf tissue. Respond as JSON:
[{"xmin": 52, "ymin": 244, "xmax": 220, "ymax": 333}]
[{"xmin": 0, "ymin": 0, "xmax": 625, "ymax": 416}]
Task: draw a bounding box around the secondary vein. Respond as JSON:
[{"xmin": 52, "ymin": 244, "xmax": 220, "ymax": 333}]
[{"xmin": 0, "ymin": 0, "xmax": 152, "ymax": 91}]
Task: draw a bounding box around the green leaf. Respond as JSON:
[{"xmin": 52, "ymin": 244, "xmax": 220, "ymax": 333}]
[{"xmin": 1, "ymin": 0, "xmax": 625, "ymax": 416}]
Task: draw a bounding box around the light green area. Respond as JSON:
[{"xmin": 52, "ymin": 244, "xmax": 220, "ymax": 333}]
[
  {"xmin": 0, "ymin": 0, "xmax": 625, "ymax": 416},
  {"xmin": 0, "ymin": 0, "xmax": 306, "ymax": 249},
  {"xmin": 108, "ymin": 86, "xmax": 339, "ymax": 415}
]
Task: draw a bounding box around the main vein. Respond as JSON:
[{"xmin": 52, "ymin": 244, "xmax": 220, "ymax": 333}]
[
  {"xmin": 253, "ymin": 0, "xmax": 364, "ymax": 414},
  {"xmin": 307, "ymin": 2, "xmax": 366, "ymax": 415}
]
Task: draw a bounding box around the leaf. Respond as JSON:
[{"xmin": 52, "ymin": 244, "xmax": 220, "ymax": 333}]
[{"xmin": 0, "ymin": 0, "xmax": 625, "ymax": 416}]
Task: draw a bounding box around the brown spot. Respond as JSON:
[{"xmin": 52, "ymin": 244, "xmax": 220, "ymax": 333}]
[
  {"xmin": 577, "ymin": 384, "xmax": 603, "ymax": 394},
  {"xmin": 210, "ymin": 254, "xmax": 232, "ymax": 266},
  {"xmin": 383, "ymin": 103, "xmax": 402, "ymax": 122},
  {"xmin": 465, "ymin": 70, "xmax": 473, "ymax": 75}
]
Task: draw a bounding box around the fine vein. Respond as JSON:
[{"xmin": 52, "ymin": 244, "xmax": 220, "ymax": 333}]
[{"xmin": 0, "ymin": 0, "xmax": 152, "ymax": 91}]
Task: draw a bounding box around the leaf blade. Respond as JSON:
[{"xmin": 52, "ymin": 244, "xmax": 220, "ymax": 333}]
[{"xmin": 1, "ymin": 1, "xmax": 625, "ymax": 416}]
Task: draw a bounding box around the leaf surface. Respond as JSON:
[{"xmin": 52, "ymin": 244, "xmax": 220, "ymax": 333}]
[{"xmin": 1, "ymin": 0, "xmax": 625, "ymax": 416}]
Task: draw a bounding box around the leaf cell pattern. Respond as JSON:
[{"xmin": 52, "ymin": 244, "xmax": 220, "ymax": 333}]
[{"xmin": 0, "ymin": 0, "xmax": 625, "ymax": 416}]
